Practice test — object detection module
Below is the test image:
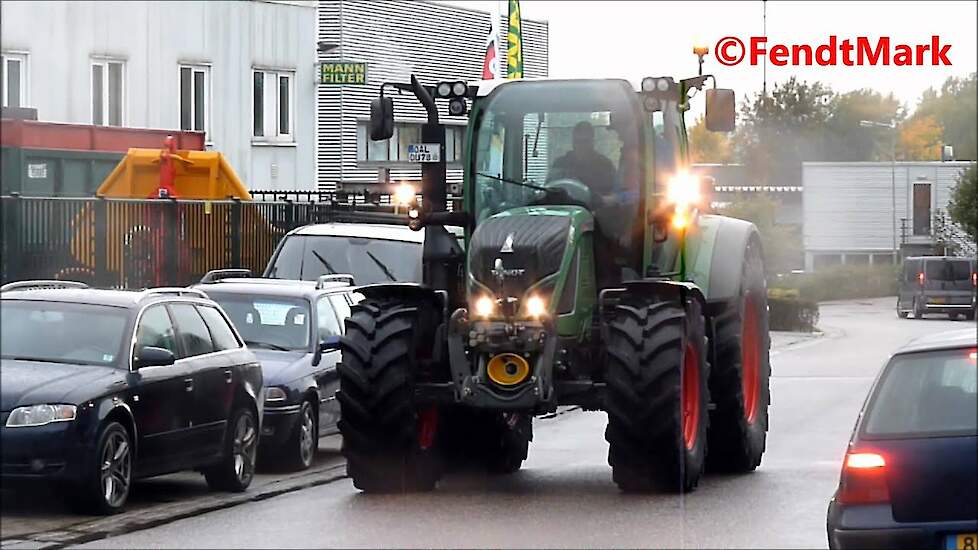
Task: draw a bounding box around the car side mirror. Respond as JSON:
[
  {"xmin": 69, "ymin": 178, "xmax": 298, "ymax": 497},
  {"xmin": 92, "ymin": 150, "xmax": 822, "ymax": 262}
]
[
  {"xmin": 320, "ymin": 335, "xmax": 342, "ymax": 352},
  {"xmin": 705, "ymin": 89, "xmax": 736, "ymax": 132},
  {"xmin": 370, "ymin": 96, "xmax": 394, "ymax": 141},
  {"xmin": 134, "ymin": 346, "xmax": 175, "ymax": 369}
]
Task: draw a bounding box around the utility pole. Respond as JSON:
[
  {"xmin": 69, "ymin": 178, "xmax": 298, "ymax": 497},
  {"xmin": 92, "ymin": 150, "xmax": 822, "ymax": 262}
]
[
  {"xmin": 762, "ymin": 0, "xmax": 767, "ymax": 103},
  {"xmin": 860, "ymin": 119, "xmax": 899, "ymax": 260}
]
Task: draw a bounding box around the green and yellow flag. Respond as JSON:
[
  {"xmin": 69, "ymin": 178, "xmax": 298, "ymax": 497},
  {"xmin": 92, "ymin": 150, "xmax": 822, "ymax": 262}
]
[{"xmin": 506, "ymin": 0, "xmax": 523, "ymax": 79}]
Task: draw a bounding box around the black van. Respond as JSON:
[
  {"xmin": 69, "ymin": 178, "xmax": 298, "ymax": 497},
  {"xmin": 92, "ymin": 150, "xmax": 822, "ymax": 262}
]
[{"xmin": 897, "ymin": 256, "xmax": 976, "ymax": 320}]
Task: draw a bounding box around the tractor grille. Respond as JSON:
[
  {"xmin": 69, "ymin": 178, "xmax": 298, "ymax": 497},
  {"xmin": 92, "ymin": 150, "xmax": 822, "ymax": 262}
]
[{"xmin": 469, "ymin": 215, "xmax": 571, "ymax": 296}]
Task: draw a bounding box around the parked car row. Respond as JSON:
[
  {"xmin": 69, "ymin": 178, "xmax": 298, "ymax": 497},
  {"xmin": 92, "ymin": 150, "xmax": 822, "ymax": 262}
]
[{"xmin": 0, "ymin": 266, "xmax": 364, "ymax": 514}]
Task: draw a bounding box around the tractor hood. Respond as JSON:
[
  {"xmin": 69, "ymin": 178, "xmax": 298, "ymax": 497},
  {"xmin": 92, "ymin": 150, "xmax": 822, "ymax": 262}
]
[{"xmin": 467, "ymin": 206, "xmax": 592, "ymax": 303}]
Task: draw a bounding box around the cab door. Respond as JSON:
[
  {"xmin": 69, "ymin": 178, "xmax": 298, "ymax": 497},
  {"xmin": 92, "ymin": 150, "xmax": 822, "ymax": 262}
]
[{"xmin": 129, "ymin": 305, "xmax": 195, "ymax": 476}]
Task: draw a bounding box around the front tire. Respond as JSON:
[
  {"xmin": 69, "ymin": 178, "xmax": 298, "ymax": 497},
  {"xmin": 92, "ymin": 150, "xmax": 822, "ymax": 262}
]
[
  {"xmin": 69, "ymin": 421, "xmax": 132, "ymax": 515},
  {"xmin": 604, "ymin": 298, "xmax": 710, "ymax": 492},
  {"xmin": 706, "ymin": 238, "xmax": 771, "ymax": 473},
  {"xmin": 204, "ymin": 407, "xmax": 258, "ymax": 492},
  {"xmin": 337, "ymin": 299, "xmax": 443, "ymax": 493},
  {"xmin": 283, "ymin": 400, "xmax": 317, "ymax": 471}
]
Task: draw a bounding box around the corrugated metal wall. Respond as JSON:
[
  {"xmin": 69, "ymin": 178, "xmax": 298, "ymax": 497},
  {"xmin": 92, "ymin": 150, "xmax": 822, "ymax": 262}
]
[
  {"xmin": 802, "ymin": 161, "xmax": 971, "ymax": 255},
  {"xmin": 316, "ymin": 0, "xmax": 549, "ymax": 190}
]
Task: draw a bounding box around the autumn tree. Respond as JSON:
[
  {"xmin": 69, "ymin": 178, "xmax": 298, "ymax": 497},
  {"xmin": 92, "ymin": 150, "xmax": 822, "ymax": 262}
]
[
  {"xmin": 913, "ymin": 73, "xmax": 977, "ymax": 160},
  {"xmin": 898, "ymin": 115, "xmax": 944, "ymax": 161},
  {"xmin": 948, "ymin": 163, "xmax": 977, "ymax": 240},
  {"xmin": 689, "ymin": 115, "xmax": 733, "ymax": 163}
]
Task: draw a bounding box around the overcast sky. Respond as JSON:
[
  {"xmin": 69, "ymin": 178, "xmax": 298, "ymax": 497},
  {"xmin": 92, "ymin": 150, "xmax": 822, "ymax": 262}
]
[{"xmin": 441, "ymin": 1, "xmax": 977, "ymax": 119}]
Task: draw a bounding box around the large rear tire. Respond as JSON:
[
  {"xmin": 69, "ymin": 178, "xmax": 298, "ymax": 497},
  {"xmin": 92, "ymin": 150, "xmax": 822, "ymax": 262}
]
[
  {"xmin": 706, "ymin": 238, "xmax": 771, "ymax": 473},
  {"xmin": 604, "ymin": 297, "xmax": 710, "ymax": 492},
  {"xmin": 337, "ymin": 299, "xmax": 443, "ymax": 493}
]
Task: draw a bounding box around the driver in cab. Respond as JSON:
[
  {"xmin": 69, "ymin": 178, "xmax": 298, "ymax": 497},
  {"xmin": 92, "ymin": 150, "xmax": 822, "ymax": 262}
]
[{"xmin": 550, "ymin": 121, "xmax": 617, "ymax": 201}]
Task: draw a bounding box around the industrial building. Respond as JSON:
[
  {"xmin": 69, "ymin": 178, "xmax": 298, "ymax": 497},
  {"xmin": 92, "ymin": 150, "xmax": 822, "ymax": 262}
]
[
  {"xmin": 802, "ymin": 161, "xmax": 974, "ymax": 271},
  {"xmin": 0, "ymin": 0, "xmax": 318, "ymax": 191}
]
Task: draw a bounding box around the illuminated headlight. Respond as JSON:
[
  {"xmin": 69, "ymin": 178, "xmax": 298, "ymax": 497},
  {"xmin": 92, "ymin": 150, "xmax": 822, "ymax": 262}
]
[
  {"xmin": 6, "ymin": 404, "xmax": 76, "ymax": 427},
  {"xmin": 265, "ymin": 387, "xmax": 287, "ymax": 402},
  {"xmin": 474, "ymin": 295, "xmax": 496, "ymax": 318},
  {"xmin": 393, "ymin": 183, "xmax": 417, "ymax": 206},
  {"xmin": 436, "ymin": 82, "xmax": 452, "ymax": 98},
  {"xmin": 666, "ymin": 171, "xmax": 701, "ymax": 208},
  {"xmin": 525, "ymin": 295, "xmax": 547, "ymax": 318}
]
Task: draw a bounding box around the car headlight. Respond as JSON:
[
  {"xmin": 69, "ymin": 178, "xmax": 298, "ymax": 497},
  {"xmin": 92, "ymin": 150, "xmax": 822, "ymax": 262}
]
[
  {"xmin": 6, "ymin": 404, "xmax": 76, "ymax": 427},
  {"xmin": 265, "ymin": 387, "xmax": 287, "ymax": 402},
  {"xmin": 524, "ymin": 295, "xmax": 547, "ymax": 318}
]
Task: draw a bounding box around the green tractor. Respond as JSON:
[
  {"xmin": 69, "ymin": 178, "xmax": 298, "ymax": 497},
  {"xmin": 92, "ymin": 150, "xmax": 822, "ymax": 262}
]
[{"xmin": 337, "ymin": 72, "xmax": 770, "ymax": 493}]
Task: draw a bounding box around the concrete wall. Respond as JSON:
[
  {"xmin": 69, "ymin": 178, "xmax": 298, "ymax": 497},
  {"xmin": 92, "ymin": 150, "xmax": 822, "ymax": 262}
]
[
  {"xmin": 802, "ymin": 161, "xmax": 971, "ymax": 270},
  {"xmin": 1, "ymin": 0, "xmax": 317, "ymax": 190}
]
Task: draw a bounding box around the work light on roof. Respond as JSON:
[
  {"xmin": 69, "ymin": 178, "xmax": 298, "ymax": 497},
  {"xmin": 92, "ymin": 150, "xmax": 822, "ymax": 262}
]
[
  {"xmin": 448, "ymin": 97, "xmax": 468, "ymax": 116},
  {"xmin": 452, "ymin": 81, "xmax": 468, "ymax": 96},
  {"xmin": 436, "ymin": 82, "xmax": 453, "ymax": 98},
  {"xmin": 641, "ymin": 77, "xmax": 657, "ymax": 92}
]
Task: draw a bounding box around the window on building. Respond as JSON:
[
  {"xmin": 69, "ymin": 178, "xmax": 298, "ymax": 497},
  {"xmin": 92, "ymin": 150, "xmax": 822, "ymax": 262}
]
[
  {"xmin": 1, "ymin": 52, "xmax": 29, "ymax": 108},
  {"xmin": 356, "ymin": 122, "xmax": 464, "ymax": 163},
  {"xmin": 253, "ymin": 69, "xmax": 294, "ymax": 142},
  {"xmin": 91, "ymin": 59, "xmax": 125, "ymax": 126},
  {"xmin": 179, "ymin": 64, "xmax": 209, "ymax": 135}
]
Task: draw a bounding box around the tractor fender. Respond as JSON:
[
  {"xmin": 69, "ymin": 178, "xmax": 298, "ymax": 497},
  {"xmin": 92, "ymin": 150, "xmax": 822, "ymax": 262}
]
[
  {"xmin": 702, "ymin": 215, "xmax": 763, "ymax": 303},
  {"xmin": 619, "ymin": 279, "xmax": 707, "ymax": 309},
  {"xmin": 354, "ymin": 283, "xmax": 448, "ymax": 318}
]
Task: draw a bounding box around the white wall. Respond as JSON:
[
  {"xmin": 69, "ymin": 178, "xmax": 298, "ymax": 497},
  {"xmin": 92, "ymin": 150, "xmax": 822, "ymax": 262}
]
[{"xmin": 0, "ymin": 0, "xmax": 316, "ymax": 190}]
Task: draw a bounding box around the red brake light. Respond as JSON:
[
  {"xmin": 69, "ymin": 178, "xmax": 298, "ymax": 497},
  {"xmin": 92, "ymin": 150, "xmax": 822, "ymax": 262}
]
[
  {"xmin": 838, "ymin": 451, "xmax": 890, "ymax": 504},
  {"xmin": 918, "ymin": 272, "xmax": 925, "ymax": 285},
  {"xmin": 972, "ymin": 272, "xmax": 976, "ymax": 287},
  {"xmin": 969, "ymin": 350, "xmax": 977, "ymax": 364}
]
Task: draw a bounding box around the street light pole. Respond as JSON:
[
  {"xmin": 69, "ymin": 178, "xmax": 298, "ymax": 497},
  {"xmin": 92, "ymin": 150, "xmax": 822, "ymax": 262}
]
[{"xmin": 860, "ymin": 119, "xmax": 898, "ymax": 261}]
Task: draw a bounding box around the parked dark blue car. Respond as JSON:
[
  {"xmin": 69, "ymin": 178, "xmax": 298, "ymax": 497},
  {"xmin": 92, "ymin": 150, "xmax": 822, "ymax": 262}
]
[
  {"xmin": 194, "ymin": 270, "xmax": 360, "ymax": 470},
  {"xmin": 827, "ymin": 329, "xmax": 977, "ymax": 550}
]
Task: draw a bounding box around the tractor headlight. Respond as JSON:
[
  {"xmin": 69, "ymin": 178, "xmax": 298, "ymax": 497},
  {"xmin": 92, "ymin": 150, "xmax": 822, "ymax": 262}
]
[
  {"xmin": 666, "ymin": 171, "xmax": 701, "ymax": 208},
  {"xmin": 524, "ymin": 295, "xmax": 547, "ymax": 318},
  {"xmin": 474, "ymin": 295, "xmax": 496, "ymax": 318},
  {"xmin": 6, "ymin": 404, "xmax": 76, "ymax": 427},
  {"xmin": 393, "ymin": 183, "xmax": 417, "ymax": 206}
]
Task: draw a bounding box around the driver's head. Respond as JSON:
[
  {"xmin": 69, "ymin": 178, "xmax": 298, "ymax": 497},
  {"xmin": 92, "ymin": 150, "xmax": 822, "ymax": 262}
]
[{"xmin": 572, "ymin": 121, "xmax": 595, "ymax": 153}]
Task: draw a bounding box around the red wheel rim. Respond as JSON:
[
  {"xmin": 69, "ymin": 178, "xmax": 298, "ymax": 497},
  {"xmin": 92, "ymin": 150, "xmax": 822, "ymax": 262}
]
[
  {"xmin": 417, "ymin": 406, "xmax": 438, "ymax": 450},
  {"xmin": 741, "ymin": 294, "xmax": 761, "ymax": 424},
  {"xmin": 682, "ymin": 342, "xmax": 701, "ymax": 450}
]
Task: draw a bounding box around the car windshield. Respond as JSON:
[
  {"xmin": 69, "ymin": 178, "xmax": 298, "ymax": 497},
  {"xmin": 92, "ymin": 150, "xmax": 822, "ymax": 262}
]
[
  {"xmin": 205, "ymin": 293, "xmax": 311, "ymax": 351},
  {"xmin": 267, "ymin": 235, "xmax": 422, "ymax": 285},
  {"xmin": 470, "ymin": 80, "xmax": 643, "ymax": 224},
  {"xmin": 863, "ymin": 348, "xmax": 978, "ymax": 438},
  {"xmin": 0, "ymin": 300, "xmax": 129, "ymax": 367},
  {"xmin": 924, "ymin": 259, "xmax": 972, "ymax": 281}
]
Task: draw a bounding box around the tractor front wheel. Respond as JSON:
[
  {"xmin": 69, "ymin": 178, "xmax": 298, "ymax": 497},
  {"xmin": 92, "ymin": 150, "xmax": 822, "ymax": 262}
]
[
  {"xmin": 604, "ymin": 297, "xmax": 710, "ymax": 492},
  {"xmin": 337, "ymin": 299, "xmax": 443, "ymax": 492}
]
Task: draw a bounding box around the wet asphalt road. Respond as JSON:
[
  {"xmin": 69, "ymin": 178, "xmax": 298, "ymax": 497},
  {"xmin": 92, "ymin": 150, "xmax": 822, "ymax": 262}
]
[{"xmin": 83, "ymin": 297, "xmax": 972, "ymax": 549}]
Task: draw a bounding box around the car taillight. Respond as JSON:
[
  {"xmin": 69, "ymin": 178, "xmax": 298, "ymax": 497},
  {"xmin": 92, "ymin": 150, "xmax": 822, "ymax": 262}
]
[
  {"xmin": 918, "ymin": 272, "xmax": 925, "ymax": 286},
  {"xmin": 969, "ymin": 350, "xmax": 976, "ymax": 364},
  {"xmin": 837, "ymin": 452, "xmax": 890, "ymax": 505},
  {"xmin": 972, "ymin": 272, "xmax": 976, "ymax": 287}
]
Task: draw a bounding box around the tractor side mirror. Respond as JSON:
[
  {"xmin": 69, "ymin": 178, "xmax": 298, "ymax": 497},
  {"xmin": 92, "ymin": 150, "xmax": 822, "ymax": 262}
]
[
  {"xmin": 705, "ymin": 89, "xmax": 736, "ymax": 132},
  {"xmin": 370, "ymin": 96, "xmax": 394, "ymax": 141}
]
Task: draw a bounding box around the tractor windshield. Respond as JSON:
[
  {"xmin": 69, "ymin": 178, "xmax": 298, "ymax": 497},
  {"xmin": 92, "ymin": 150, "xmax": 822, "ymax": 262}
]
[{"xmin": 470, "ymin": 80, "xmax": 643, "ymax": 226}]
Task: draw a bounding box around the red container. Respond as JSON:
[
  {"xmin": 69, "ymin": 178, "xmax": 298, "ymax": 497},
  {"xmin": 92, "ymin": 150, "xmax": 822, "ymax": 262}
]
[{"xmin": 0, "ymin": 119, "xmax": 205, "ymax": 152}]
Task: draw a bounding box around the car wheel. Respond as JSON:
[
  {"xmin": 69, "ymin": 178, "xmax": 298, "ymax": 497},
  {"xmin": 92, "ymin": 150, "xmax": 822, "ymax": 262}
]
[
  {"xmin": 949, "ymin": 313, "xmax": 961, "ymax": 321},
  {"xmin": 68, "ymin": 421, "xmax": 132, "ymax": 515},
  {"xmin": 286, "ymin": 400, "xmax": 317, "ymax": 471},
  {"xmin": 205, "ymin": 407, "xmax": 258, "ymax": 492}
]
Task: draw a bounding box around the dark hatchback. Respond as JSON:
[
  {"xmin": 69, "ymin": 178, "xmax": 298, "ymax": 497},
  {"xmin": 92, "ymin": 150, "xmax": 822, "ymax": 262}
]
[
  {"xmin": 193, "ymin": 270, "xmax": 360, "ymax": 470},
  {"xmin": 0, "ymin": 281, "xmax": 263, "ymax": 514},
  {"xmin": 827, "ymin": 329, "xmax": 977, "ymax": 549}
]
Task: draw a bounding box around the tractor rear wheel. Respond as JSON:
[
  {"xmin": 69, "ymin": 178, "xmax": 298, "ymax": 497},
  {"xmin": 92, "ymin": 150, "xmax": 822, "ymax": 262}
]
[
  {"xmin": 337, "ymin": 299, "xmax": 442, "ymax": 492},
  {"xmin": 706, "ymin": 238, "xmax": 771, "ymax": 473},
  {"xmin": 604, "ymin": 297, "xmax": 710, "ymax": 492}
]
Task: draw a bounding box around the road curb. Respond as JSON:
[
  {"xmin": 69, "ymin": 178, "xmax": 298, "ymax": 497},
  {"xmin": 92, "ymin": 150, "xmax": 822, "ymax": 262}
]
[{"xmin": 1, "ymin": 463, "xmax": 348, "ymax": 550}]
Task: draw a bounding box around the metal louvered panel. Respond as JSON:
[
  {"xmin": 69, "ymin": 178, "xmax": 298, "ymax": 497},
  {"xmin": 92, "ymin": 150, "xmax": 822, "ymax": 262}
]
[{"xmin": 315, "ymin": 0, "xmax": 549, "ymax": 191}]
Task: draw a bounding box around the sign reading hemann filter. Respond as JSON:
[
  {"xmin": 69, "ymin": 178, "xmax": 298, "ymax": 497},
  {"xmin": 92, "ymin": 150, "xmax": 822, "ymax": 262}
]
[
  {"xmin": 408, "ymin": 143, "xmax": 441, "ymax": 163},
  {"xmin": 319, "ymin": 62, "xmax": 367, "ymax": 85}
]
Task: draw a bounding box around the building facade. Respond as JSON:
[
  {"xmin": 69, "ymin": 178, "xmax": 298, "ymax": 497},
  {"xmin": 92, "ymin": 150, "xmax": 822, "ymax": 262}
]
[
  {"xmin": 802, "ymin": 161, "xmax": 973, "ymax": 270},
  {"xmin": 316, "ymin": 0, "xmax": 549, "ymax": 189},
  {"xmin": 0, "ymin": 0, "xmax": 317, "ymax": 191}
]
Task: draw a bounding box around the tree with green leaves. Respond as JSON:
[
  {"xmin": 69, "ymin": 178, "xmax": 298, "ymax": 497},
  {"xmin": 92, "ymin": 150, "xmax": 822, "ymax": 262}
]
[
  {"xmin": 948, "ymin": 163, "xmax": 977, "ymax": 240},
  {"xmin": 912, "ymin": 73, "xmax": 977, "ymax": 161}
]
